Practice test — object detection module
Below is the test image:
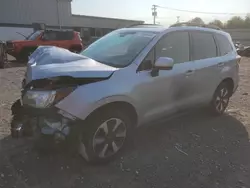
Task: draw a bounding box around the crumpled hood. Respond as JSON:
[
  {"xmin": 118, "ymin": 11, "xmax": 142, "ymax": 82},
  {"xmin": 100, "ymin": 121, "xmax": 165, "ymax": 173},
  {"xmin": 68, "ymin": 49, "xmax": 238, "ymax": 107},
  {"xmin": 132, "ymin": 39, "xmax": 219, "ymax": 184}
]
[{"xmin": 25, "ymin": 46, "xmax": 118, "ymax": 84}]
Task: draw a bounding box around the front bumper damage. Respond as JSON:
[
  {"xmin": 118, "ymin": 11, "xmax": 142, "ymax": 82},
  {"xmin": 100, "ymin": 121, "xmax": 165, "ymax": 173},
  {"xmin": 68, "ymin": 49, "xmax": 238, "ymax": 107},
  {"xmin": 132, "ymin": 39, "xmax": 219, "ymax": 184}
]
[{"xmin": 10, "ymin": 99, "xmax": 80, "ymax": 150}]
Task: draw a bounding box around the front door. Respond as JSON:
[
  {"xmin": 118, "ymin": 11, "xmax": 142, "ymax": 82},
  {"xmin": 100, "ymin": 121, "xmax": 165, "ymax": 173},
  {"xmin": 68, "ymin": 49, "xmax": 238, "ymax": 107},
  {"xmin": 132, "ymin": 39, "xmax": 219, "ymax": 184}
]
[{"xmin": 135, "ymin": 31, "xmax": 196, "ymax": 124}]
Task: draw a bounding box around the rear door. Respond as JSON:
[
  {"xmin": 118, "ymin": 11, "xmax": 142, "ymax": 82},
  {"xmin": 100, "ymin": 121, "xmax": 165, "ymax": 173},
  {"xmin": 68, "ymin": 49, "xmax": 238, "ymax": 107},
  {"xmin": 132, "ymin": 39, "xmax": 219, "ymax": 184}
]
[
  {"xmin": 40, "ymin": 31, "xmax": 58, "ymax": 47},
  {"xmin": 55, "ymin": 31, "xmax": 74, "ymax": 49},
  {"xmin": 155, "ymin": 31, "xmax": 198, "ymax": 111},
  {"xmin": 190, "ymin": 31, "xmax": 221, "ymax": 105},
  {"xmin": 214, "ymin": 33, "xmax": 239, "ymax": 90}
]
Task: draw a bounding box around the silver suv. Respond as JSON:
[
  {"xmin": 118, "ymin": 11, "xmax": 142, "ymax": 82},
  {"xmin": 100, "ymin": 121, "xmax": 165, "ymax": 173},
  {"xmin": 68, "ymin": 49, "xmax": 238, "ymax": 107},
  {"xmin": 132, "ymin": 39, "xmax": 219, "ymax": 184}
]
[{"xmin": 11, "ymin": 24, "xmax": 240, "ymax": 163}]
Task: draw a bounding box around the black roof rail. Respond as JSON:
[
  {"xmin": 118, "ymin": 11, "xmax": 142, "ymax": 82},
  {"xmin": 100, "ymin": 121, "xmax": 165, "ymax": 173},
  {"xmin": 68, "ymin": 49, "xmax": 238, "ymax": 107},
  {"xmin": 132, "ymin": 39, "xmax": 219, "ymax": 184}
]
[
  {"xmin": 126, "ymin": 24, "xmax": 163, "ymax": 28},
  {"xmin": 170, "ymin": 22, "xmax": 222, "ymax": 30},
  {"xmin": 44, "ymin": 28, "xmax": 74, "ymax": 32}
]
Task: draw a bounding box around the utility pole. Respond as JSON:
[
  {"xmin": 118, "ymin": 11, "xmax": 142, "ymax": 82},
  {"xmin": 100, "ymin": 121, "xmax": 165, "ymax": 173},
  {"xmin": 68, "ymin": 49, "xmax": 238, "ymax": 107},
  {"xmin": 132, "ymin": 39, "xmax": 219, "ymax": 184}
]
[
  {"xmin": 177, "ymin": 16, "xmax": 180, "ymax": 23},
  {"xmin": 152, "ymin": 5, "xmax": 157, "ymax": 24},
  {"xmin": 56, "ymin": 0, "xmax": 62, "ymax": 29}
]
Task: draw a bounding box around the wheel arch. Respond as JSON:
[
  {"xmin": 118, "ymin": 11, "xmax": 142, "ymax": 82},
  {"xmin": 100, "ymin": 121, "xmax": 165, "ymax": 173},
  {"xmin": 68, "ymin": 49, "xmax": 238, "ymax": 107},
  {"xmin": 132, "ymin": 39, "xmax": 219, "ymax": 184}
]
[
  {"xmin": 221, "ymin": 77, "xmax": 234, "ymax": 96},
  {"xmin": 85, "ymin": 101, "xmax": 138, "ymax": 128},
  {"xmin": 20, "ymin": 46, "xmax": 38, "ymax": 57}
]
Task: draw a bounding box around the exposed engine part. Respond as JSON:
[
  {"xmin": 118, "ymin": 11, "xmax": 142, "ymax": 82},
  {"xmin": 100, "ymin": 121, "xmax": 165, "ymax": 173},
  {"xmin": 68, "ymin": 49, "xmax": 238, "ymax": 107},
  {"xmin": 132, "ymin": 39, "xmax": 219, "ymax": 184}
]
[
  {"xmin": 11, "ymin": 115, "xmax": 72, "ymax": 141},
  {"xmin": 58, "ymin": 109, "xmax": 76, "ymax": 120},
  {"xmin": 24, "ymin": 76, "xmax": 108, "ymax": 90},
  {"xmin": 54, "ymin": 132, "xmax": 66, "ymax": 143},
  {"xmin": 11, "ymin": 122, "xmax": 23, "ymax": 138},
  {"xmin": 11, "ymin": 115, "xmax": 38, "ymax": 138}
]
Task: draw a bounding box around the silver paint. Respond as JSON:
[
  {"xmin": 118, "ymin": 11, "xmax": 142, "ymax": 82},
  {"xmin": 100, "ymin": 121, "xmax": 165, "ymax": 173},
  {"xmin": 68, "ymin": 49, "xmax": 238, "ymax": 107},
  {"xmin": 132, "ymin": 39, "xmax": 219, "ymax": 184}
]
[{"xmin": 24, "ymin": 26, "xmax": 239, "ymax": 128}]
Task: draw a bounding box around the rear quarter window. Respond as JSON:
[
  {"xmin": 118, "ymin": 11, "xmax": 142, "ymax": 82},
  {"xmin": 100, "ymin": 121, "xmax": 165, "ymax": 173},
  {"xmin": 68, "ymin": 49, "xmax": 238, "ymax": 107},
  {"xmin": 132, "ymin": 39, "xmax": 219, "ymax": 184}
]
[{"xmin": 215, "ymin": 33, "xmax": 233, "ymax": 56}]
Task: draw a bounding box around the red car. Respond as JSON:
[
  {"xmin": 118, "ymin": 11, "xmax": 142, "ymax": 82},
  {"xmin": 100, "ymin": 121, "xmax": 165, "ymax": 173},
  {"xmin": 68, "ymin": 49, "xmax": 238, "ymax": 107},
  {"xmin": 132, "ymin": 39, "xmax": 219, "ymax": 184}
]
[{"xmin": 6, "ymin": 29, "xmax": 83, "ymax": 61}]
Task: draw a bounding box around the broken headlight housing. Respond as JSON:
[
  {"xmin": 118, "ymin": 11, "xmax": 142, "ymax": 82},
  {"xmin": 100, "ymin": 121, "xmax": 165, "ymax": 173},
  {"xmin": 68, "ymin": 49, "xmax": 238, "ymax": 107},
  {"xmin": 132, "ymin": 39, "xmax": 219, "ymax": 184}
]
[{"xmin": 22, "ymin": 87, "xmax": 75, "ymax": 108}]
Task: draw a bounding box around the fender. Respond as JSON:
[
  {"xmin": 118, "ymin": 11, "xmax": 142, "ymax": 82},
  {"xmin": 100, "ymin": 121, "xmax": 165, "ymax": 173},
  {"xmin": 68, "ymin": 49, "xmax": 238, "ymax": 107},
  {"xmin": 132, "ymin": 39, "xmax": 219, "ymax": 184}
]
[{"xmin": 56, "ymin": 94, "xmax": 140, "ymax": 122}]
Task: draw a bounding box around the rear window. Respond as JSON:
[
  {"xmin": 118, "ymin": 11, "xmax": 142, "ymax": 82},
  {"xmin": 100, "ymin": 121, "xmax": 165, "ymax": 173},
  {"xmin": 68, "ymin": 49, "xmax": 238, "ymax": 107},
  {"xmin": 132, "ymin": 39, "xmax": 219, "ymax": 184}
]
[
  {"xmin": 192, "ymin": 32, "xmax": 217, "ymax": 60},
  {"xmin": 56, "ymin": 31, "xmax": 74, "ymax": 40},
  {"xmin": 215, "ymin": 34, "xmax": 233, "ymax": 56},
  {"xmin": 43, "ymin": 31, "xmax": 74, "ymax": 41}
]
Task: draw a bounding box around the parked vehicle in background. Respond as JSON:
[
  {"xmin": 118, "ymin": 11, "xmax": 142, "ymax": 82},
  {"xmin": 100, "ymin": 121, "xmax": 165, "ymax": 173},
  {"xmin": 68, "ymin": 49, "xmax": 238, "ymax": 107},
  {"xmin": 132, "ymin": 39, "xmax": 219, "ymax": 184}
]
[
  {"xmin": 241, "ymin": 45, "xmax": 250, "ymax": 57},
  {"xmin": 6, "ymin": 29, "xmax": 83, "ymax": 62},
  {"xmin": 0, "ymin": 40, "xmax": 7, "ymax": 68},
  {"xmin": 11, "ymin": 23, "xmax": 240, "ymax": 164},
  {"xmin": 234, "ymin": 41, "xmax": 245, "ymax": 56},
  {"xmin": 234, "ymin": 41, "xmax": 250, "ymax": 57}
]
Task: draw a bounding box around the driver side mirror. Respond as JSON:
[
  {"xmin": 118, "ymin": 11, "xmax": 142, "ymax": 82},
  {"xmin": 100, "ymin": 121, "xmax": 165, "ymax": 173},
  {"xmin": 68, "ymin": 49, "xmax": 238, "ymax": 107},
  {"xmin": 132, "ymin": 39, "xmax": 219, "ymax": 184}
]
[
  {"xmin": 155, "ymin": 57, "xmax": 174, "ymax": 70},
  {"xmin": 151, "ymin": 57, "xmax": 174, "ymax": 77}
]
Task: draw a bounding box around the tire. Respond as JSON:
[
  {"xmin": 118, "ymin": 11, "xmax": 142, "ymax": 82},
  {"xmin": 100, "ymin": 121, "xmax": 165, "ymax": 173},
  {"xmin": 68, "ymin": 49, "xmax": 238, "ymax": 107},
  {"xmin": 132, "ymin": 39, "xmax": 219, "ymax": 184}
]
[
  {"xmin": 18, "ymin": 48, "xmax": 36, "ymax": 62},
  {"xmin": 17, "ymin": 51, "xmax": 29, "ymax": 63},
  {"xmin": 69, "ymin": 48, "xmax": 81, "ymax": 54},
  {"xmin": 78, "ymin": 110, "xmax": 132, "ymax": 164},
  {"xmin": 211, "ymin": 82, "xmax": 231, "ymax": 115}
]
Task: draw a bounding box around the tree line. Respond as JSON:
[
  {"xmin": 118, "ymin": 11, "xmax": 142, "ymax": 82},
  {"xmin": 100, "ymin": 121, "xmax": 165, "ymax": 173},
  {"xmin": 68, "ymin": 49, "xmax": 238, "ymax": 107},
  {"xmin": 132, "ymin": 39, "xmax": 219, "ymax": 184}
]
[{"xmin": 188, "ymin": 14, "xmax": 250, "ymax": 29}]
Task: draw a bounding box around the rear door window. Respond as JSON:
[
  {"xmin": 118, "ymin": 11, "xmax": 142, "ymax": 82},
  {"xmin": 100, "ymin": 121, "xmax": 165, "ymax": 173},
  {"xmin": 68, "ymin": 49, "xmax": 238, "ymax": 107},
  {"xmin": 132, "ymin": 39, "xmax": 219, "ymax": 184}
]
[
  {"xmin": 56, "ymin": 31, "xmax": 74, "ymax": 40},
  {"xmin": 43, "ymin": 31, "xmax": 57, "ymax": 41},
  {"xmin": 191, "ymin": 32, "xmax": 217, "ymax": 60},
  {"xmin": 215, "ymin": 34, "xmax": 233, "ymax": 56}
]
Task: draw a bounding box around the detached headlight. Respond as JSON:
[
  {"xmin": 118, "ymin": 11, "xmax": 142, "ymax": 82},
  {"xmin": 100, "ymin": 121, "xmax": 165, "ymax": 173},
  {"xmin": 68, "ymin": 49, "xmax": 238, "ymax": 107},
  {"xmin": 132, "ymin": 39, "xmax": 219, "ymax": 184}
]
[{"xmin": 22, "ymin": 87, "xmax": 75, "ymax": 108}]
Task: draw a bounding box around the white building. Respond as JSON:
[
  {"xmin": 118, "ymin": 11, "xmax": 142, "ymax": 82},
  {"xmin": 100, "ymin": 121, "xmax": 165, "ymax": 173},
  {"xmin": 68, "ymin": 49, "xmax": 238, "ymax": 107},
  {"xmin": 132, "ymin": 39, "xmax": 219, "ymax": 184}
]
[{"xmin": 0, "ymin": 0, "xmax": 144, "ymax": 41}]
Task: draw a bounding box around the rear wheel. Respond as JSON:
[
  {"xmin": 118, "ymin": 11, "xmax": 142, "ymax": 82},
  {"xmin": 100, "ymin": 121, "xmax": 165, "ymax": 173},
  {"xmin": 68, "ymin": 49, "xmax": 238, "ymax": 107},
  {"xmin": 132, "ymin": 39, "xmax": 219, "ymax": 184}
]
[
  {"xmin": 78, "ymin": 110, "xmax": 131, "ymax": 164},
  {"xmin": 16, "ymin": 55, "xmax": 26, "ymax": 63},
  {"xmin": 211, "ymin": 82, "xmax": 231, "ymax": 115},
  {"xmin": 17, "ymin": 51, "xmax": 29, "ymax": 63},
  {"xmin": 18, "ymin": 48, "xmax": 36, "ymax": 63}
]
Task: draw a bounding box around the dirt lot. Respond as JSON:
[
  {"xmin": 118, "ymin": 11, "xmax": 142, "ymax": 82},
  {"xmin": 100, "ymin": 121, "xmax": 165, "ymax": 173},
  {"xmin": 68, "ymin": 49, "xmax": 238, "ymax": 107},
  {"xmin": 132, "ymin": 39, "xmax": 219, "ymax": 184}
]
[{"xmin": 0, "ymin": 58, "xmax": 250, "ymax": 188}]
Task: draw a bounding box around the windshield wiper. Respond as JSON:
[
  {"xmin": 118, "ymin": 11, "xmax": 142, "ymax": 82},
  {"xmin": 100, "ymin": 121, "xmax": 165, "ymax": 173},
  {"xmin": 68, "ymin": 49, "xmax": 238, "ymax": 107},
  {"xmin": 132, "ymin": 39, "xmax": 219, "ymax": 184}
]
[{"xmin": 95, "ymin": 59, "xmax": 122, "ymax": 68}]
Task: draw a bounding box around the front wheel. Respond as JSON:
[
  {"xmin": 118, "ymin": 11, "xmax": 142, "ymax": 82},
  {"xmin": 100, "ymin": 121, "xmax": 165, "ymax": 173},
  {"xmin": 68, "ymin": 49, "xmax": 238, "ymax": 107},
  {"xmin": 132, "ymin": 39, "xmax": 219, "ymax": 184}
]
[
  {"xmin": 78, "ymin": 110, "xmax": 131, "ymax": 163},
  {"xmin": 211, "ymin": 82, "xmax": 231, "ymax": 115},
  {"xmin": 69, "ymin": 48, "xmax": 81, "ymax": 54}
]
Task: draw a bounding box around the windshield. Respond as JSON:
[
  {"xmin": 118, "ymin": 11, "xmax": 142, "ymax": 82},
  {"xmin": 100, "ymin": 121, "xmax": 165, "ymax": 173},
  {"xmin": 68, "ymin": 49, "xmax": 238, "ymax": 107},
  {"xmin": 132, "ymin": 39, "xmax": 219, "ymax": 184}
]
[
  {"xmin": 27, "ymin": 31, "xmax": 42, "ymax": 40},
  {"xmin": 81, "ymin": 30, "xmax": 156, "ymax": 68}
]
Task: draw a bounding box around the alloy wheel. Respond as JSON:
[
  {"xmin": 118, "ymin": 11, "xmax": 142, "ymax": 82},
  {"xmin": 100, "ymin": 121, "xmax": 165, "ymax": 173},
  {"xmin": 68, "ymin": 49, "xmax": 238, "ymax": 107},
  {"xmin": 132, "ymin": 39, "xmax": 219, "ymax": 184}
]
[
  {"xmin": 214, "ymin": 87, "xmax": 230, "ymax": 113},
  {"xmin": 92, "ymin": 118, "xmax": 127, "ymax": 158}
]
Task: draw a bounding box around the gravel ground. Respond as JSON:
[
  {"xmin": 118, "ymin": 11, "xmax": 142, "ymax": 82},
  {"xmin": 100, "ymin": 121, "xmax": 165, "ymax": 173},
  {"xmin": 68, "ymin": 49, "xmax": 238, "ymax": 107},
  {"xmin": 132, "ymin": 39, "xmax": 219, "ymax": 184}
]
[{"xmin": 0, "ymin": 58, "xmax": 250, "ymax": 188}]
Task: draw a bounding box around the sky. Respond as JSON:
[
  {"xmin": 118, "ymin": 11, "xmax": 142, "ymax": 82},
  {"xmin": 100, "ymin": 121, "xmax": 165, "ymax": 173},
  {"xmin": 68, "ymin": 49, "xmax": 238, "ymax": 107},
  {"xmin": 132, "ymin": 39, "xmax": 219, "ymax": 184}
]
[{"xmin": 72, "ymin": 0, "xmax": 250, "ymax": 26}]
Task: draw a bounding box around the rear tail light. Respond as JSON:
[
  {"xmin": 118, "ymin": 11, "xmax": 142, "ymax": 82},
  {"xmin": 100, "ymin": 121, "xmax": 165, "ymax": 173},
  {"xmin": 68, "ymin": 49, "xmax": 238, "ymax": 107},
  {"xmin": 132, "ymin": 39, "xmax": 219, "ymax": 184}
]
[{"xmin": 77, "ymin": 33, "xmax": 82, "ymax": 41}]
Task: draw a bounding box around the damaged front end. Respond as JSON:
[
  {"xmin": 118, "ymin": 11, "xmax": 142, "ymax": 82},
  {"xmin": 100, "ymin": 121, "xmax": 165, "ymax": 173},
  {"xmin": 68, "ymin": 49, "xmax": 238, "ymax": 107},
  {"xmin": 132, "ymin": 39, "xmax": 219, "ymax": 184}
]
[
  {"xmin": 10, "ymin": 76, "xmax": 106, "ymax": 148},
  {"xmin": 11, "ymin": 100, "xmax": 77, "ymax": 146},
  {"xmin": 10, "ymin": 46, "xmax": 116, "ymax": 149}
]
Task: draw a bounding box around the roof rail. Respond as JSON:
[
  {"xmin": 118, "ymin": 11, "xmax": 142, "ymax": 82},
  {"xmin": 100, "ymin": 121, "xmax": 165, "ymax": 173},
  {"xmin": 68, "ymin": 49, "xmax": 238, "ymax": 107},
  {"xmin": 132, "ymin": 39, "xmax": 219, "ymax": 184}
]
[
  {"xmin": 170, "ymin": 22, "xmax": 222, "ymax": 30},
  {"xmin": 126, "ymin": 24, "xmax": 163, "ymax": 28},
  {"xmin": 45, "ymin": 28, "xmax": 73, "ymax": 32}
]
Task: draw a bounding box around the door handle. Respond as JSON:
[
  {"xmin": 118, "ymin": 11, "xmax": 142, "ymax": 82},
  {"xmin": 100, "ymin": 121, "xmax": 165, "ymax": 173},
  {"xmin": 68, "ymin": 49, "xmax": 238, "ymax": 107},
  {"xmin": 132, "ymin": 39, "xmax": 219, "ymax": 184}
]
[
  {"xmin": 185, "ymin": 70, "xmax": 195, "ymax": 76},
  {"xmin": 217, "ymin": 62, "xmax": 224, "ymax": 67}
]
